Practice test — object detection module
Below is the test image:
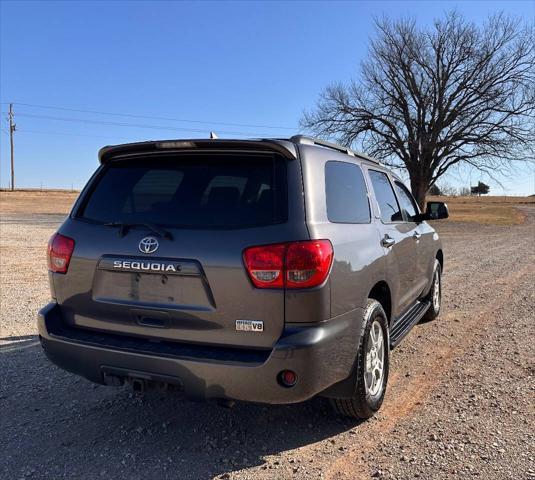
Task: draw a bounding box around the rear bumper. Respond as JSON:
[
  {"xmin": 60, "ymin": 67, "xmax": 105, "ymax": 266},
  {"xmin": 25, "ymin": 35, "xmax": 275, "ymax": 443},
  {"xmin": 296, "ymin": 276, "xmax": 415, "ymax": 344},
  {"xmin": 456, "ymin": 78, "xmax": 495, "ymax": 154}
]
[{"xmin": 38, "ymin": 302, "xmax": 362, "ymax": 404}]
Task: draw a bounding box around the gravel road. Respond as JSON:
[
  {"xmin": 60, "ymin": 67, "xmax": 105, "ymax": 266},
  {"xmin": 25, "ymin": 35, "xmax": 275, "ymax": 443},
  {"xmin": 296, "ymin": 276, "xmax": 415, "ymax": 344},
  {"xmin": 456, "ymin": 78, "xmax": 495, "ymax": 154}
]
[{"xmin": 1, "ymin": 208, "xmax": 533, "ymax": 480}]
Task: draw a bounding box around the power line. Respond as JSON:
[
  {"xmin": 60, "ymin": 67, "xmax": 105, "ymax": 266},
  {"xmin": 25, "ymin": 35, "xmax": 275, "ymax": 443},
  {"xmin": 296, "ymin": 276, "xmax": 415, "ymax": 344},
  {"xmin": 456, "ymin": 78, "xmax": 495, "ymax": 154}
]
[
  {"xmin": 0, "ymin": 101, "xmax": 298, "ymax": 131},
  {"xmin": 16, "ymin": 128, "xmax": 136, "ymax": 141},
  {"xmin": 4, "ymin": 112, "xmax": 292, "ymax": 137}
]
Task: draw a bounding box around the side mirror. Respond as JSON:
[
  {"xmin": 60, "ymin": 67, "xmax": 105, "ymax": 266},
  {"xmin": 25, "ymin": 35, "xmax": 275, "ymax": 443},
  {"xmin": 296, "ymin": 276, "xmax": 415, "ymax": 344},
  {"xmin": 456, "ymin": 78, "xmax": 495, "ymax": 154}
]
[{"xmin": 425, "ymin": 201, "xmax": 449, "ymax": 220}]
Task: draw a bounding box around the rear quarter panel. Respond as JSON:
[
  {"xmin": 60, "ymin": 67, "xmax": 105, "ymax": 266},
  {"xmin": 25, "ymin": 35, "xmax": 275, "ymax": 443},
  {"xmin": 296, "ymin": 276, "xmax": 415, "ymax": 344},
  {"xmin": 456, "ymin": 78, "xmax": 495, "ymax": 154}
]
[{"xmin": 296, "ymin": 145, "xmax": 386, "ymax": 319}]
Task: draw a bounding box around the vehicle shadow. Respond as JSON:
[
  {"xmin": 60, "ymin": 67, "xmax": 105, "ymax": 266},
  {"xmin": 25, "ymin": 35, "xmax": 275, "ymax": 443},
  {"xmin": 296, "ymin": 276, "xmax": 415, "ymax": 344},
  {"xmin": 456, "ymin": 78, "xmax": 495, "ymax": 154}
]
[{"xmin": 0, "ymin": 344, "xmax": 362, "ymax": 479}]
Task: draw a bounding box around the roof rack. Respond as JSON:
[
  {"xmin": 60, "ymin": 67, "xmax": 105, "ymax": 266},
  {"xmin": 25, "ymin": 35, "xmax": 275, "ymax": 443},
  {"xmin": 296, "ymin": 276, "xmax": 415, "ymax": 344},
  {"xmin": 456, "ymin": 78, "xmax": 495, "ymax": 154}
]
[{"xmin": 289, "ymin": 135, "xmax": 380, "ymax": 164}]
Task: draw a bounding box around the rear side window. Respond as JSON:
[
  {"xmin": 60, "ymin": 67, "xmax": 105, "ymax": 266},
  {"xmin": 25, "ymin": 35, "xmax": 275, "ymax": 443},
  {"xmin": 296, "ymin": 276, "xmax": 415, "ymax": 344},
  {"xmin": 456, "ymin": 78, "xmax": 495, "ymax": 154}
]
[
  {"xmin": 325, "ymin": 161, "xmax": 370, "ymax": 223},
  {"xmin": 77, "ymin": 153, "xmax": 287, "ymax": 228},
  {"xmin": 369, "ymin": 170, "xmax": 402, "ymax": 223}
]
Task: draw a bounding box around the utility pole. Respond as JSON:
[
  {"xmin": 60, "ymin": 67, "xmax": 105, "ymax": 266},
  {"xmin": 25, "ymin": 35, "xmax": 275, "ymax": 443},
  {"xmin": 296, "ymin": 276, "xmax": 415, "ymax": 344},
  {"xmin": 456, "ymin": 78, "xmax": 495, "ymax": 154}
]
[{"xmin": 8, "ymin": 103, "xmax": 16, "ymax": 191}]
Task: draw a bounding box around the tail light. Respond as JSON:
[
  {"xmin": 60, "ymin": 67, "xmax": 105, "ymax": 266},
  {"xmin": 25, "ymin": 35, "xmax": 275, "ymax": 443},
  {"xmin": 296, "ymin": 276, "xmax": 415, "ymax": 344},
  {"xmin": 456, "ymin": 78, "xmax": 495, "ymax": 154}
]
[
  {"xmin": 286, "ymin": 241, "xmax": 333, "ymax": 288},
  {"xmin": 243, "ymin": 240, "xmax": 333, "ymax": 289},
  {"xmin": 47, "ymin": 233, "xmax": 75, "ymax": 274},
  {"xmin": 243, "ymin": 244, "xmax": 286, "ymax": 288}
]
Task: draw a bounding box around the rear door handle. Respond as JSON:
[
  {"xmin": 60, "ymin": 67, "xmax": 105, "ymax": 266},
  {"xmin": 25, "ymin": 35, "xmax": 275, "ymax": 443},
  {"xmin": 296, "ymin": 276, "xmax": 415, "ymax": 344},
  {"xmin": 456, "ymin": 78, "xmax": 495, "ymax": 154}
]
[
  {"xmin": 413, "ymin": 232, "xmax": 422, "ymax": 240},
  {"xmin": 381, "ymin": 235, "xmax": 396, "ymax": 248}
]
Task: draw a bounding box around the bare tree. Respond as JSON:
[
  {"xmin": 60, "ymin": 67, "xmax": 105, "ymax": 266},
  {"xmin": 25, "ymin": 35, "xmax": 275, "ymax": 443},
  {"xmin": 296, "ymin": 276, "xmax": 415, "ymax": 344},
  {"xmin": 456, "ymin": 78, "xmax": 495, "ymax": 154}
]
[
  {"xmin": 459, "ymin": 186, "xmax": 471, "ymax": 196},
  {"xmin": 301, "ymin": 12, "xmax": 534, "ymax": 209},
  {"xmin": 437, "ymin": 182, "xmax": 458, "ymax": 196}
]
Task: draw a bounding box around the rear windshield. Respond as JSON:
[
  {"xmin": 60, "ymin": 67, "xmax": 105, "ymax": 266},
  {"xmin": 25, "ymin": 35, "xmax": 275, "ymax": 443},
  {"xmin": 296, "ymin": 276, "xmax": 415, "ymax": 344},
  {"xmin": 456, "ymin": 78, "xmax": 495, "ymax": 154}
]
[{"xmin": 77, "ymin": 153, "xmax": 288, "ymax": 228}]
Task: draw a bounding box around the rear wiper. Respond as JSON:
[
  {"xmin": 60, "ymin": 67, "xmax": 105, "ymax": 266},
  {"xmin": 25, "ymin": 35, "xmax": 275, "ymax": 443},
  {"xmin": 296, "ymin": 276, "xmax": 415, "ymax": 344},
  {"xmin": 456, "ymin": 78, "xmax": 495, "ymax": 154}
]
[{"xmin": 104, "ymin": 222, "xmax": 173, "ymax": 240}]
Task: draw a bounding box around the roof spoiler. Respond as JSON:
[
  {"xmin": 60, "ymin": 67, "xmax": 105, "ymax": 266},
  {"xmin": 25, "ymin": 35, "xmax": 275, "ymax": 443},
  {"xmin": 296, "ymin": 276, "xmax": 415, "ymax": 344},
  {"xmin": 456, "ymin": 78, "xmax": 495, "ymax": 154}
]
[{"xmin": 98, "ymin": 139, "xmax": 297, "ymax": 164}]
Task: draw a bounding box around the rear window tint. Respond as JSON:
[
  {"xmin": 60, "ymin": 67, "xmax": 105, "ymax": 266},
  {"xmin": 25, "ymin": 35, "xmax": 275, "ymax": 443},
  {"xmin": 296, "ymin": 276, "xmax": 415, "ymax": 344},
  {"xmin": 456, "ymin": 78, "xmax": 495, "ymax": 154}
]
[
  {"xmin": 325, "ymin": 161, "xmax": 370, "ymax": 223},
  {"xmin": 77, "ymin": 154, "xmax": 287, "ymax": 228},
  {"xmin": 125, "ymin": 170, "xmax": 184, "ymax": 213},
  {"xmin": 201, "ymin": 176, "xmax": 247, "ymax": 205}
]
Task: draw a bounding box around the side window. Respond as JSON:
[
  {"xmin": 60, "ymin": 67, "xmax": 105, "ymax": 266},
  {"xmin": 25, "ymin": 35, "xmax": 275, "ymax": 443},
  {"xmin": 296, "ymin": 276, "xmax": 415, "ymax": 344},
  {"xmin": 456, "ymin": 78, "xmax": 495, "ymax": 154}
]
[
  {"xmin": 368, "ymin": 170, "xmax": 403, "ymax": 223},
  {"xmin": 394, "ymin": 181, "xmax": 418, "ymax": 221},
  {"xmin": 325, "ymin": 161, "xmax": 370, "ymax": 223}
]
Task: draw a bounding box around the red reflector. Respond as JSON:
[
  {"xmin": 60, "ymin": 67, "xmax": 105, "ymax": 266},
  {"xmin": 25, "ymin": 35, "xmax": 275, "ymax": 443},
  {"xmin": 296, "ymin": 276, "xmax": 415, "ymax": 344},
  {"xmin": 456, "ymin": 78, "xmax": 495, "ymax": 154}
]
[
  {"xmin": 47, "ymin": 233, "xmax": 75, "ymax": 274},
  {"xmin": 243, "ymin": 240, "xmax": 333, "ymax": 289},
  {"xmin": 279, "ymin": 369, "xmax": 298, "ymax": 387}
]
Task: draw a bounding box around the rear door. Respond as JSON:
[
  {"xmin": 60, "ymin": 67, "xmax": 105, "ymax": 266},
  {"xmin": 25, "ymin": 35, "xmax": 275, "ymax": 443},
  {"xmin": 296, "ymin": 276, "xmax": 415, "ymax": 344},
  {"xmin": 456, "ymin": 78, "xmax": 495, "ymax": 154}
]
[
  {"xmin": 53, "ymin": 151, "xmax": 305, "ymax": 349},
  {"xmin": 367, "ymin": 169, "xmax": 418, "ymax": 316}
]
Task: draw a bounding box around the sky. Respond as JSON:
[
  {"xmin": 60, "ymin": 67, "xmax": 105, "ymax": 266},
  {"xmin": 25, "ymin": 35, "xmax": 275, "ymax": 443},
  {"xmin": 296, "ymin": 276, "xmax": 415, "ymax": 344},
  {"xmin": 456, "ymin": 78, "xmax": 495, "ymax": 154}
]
[{"xmin": 0, "ymin": 0, "xmax": 534, "ymax": 194}]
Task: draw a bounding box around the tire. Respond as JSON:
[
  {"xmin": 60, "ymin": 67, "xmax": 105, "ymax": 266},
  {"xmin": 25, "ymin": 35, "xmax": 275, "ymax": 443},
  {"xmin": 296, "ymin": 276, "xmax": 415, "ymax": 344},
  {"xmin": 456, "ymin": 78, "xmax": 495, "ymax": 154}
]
[
  {"xmin": 330, "ymin": 299, "xmax": 389, "ymax": 419},
  {"xmin": 422, "ymin": 259, "xmax": 442, "ymax": 322}
]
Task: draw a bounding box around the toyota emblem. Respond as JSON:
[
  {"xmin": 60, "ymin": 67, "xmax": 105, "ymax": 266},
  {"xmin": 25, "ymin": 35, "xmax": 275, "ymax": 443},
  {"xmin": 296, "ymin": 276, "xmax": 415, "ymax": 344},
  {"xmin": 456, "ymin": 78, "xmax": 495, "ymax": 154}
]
[{"xmin": 139, "ymin": 236, "xmax": 159, "ymax": 254}]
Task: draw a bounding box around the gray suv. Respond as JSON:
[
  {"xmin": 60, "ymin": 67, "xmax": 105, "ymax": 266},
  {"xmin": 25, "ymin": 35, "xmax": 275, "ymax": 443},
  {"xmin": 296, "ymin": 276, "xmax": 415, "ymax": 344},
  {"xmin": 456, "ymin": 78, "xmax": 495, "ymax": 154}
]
[{"xmin": 39, "ymin": 135, "xmax": 448, "ymax": 419}]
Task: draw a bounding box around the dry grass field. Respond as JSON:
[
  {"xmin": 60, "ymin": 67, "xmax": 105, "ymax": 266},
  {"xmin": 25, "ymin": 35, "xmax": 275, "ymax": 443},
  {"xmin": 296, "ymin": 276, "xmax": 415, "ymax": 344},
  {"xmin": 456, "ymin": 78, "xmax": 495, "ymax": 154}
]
[
  {"xmin": 0, "ymin": 190, "xmax": 79, "ymax": 214},
  {"xmin": 428, "ymin": 195, "xmax": 535, "ymax": 226}
]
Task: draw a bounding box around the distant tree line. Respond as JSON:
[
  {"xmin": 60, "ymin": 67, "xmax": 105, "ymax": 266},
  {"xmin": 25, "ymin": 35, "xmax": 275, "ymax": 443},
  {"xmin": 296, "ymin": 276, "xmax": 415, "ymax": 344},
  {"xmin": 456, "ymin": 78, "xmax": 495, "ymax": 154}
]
[{"xmin": 428, "ymin": 181, "xmax": 490, "ymax": 196}]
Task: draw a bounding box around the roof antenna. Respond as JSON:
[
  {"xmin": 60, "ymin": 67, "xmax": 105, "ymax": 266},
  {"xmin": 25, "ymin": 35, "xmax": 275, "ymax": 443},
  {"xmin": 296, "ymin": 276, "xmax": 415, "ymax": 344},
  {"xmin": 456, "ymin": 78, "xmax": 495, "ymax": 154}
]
[{"xmin": 210, "ymin": 132, "xmax": 218, "ymax": 139}]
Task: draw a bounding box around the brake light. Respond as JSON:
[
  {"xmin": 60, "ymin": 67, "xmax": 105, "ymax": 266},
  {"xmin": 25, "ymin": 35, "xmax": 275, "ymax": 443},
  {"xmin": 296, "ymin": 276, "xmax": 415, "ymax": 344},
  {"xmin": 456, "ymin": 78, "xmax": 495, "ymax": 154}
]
[
  {"xmin": 243, "ymin": 240, "xmax": 333, "ymax": 289},
  {"xmin": 286, "ymin": 240, "xmax": 333, "ymax": 288},
  {"xmin": 243, "ymin": 244, "xmax": 286, "ymax": 288},
  {"xmin": 47, "ymin": 233, "xmax": 75, "ymax": 274}
]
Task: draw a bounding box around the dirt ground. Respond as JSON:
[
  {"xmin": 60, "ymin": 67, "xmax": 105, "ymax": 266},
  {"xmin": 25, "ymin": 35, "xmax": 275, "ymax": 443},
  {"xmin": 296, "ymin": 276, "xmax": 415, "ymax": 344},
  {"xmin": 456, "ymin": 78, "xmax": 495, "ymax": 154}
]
[{"xmin": 0, "ymin": 193, "xmax": 534, "ymax": 480}]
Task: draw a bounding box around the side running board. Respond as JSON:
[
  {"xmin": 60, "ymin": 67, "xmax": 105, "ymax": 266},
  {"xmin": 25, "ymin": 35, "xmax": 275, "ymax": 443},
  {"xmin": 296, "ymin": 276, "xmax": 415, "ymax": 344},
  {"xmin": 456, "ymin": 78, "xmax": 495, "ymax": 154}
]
[{"xmin": 390, "ymin": 300, "xmax": 431, "ymax": 348}]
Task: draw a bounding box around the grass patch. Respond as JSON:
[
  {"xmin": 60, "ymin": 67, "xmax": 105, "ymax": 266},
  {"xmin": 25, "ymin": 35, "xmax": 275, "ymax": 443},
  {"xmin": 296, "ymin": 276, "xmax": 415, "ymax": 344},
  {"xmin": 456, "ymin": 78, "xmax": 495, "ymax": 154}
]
[
  {"xmin": 428, "ymin": 196, "xmax": 533, "ymax": 226},
  {"xmin": 0, "ymin": 191, "xmax": 79, "ymax": 214}
]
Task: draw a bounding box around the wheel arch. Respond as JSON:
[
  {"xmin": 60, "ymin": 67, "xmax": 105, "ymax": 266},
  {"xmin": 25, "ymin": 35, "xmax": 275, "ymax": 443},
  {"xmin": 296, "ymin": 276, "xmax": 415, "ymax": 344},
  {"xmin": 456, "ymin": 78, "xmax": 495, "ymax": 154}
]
[
  {"xmin": 436, "ymin": 249, "xmax": 444, "ymax": 271},
  {"xmin": 368, "ymin": 281, "xmax": 392, "ymax": 325},
  {"xmin": 321, "ymin": 281, "xmax": 392, "ymax": 401}
]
